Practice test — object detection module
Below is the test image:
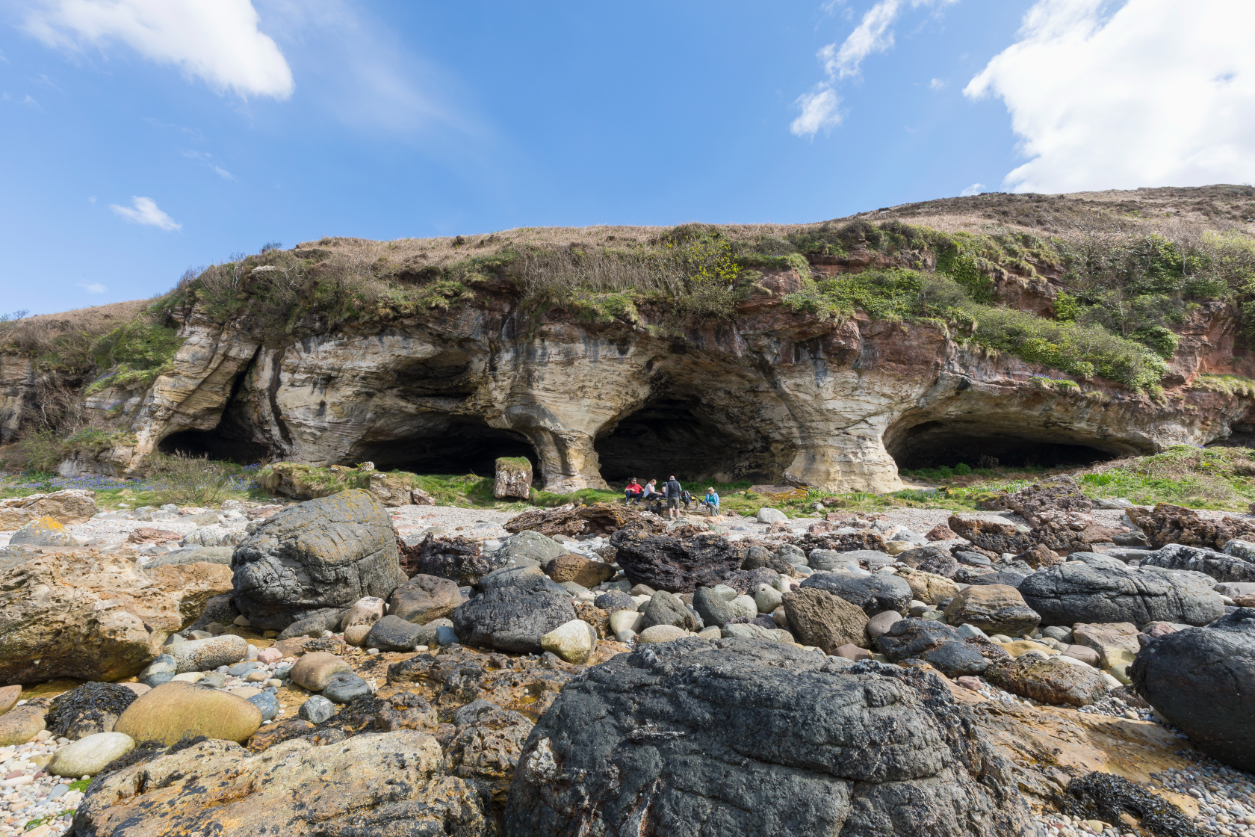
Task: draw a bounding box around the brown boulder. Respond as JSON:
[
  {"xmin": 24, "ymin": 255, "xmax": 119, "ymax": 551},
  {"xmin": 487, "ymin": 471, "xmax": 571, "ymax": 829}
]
[
  {"xmin": 925, "ymin": 524, "xmax": 958, "ymax": 541},
  {"xmin": 1003, "ymin": 476, "xmax": 1093, "ymax": 524},
  {"xmin": 543, "ymin": 554, "xmax": 616, "ymax": 588},
  {"xmin": 948, "ymin": 515, "xmax": 1034, "ymax": 554},
  {"xmin": 0, "ymin": 552, "xmax": 230, "ymax": 685},
  {"xmin": 1016, "ymin": 543, "xmax": 1063, "ymax": 569},
  {"xmin": 944, "ymin": 585, "xmax": 1041, "ymax": 636},
  {"xmin": 505, "ymin": 502, "xmax": 663, "ymax": 538},
  {"xmin": 984, "ymin": 657, "xmax": 1107, "ymax": 706},
  {"xmin": 0, "ymin": 489, "xmax": 96, "ymax": 528},
  {"xmin": 388, "ymin": 574, "xmax": 462, "ymax": 624},
  {"xmin": 71, "ymin": 733, "xmax": 488, "ymax": 837},
  {"xmin": 0, "ymin": 704, "xmax": 45, "ymax": 746},
  {"xmin": 898, "ymin": 567, "xmax": 960, "ymax": 604},
  {"xmin": 1127, "ymin": 503, "xmax": 1255, "ymax": 550},
  {"xmin": 126, "ymin": 528, "xmax": 182, "ymax": 545},
  {"xmin": 783, "ymin": 587, "xmax": 870, "ymax": 652}
]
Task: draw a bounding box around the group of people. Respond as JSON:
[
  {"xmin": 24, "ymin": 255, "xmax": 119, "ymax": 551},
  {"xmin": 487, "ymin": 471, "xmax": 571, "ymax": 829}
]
[{"xmin": 623, "ymin": 476, "xmax": 720, "ymax": 519}]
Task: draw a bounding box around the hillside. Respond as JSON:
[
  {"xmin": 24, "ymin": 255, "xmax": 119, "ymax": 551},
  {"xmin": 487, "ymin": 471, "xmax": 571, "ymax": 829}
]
[{"xmin": 3, "ymin": 185, "xmax": 1255, "ymax": 493}]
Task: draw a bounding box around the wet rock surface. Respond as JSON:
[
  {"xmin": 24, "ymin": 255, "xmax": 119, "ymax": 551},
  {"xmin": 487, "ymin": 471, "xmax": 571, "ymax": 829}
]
[{"xmin": 504, "ymin": 639, "xmax": 1035, "ymax": 837}]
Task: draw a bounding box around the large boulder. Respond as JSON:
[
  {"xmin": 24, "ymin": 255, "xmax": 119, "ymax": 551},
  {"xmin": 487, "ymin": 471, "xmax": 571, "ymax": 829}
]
[
  {"xmin": 984, "ymin": 656, "xmax": 1108, "ymax": 706},
  {"xmin": 113, "ymin": 681, "xmax": 262, "ymax": 745},
  {"xmin": 782, "ymin": 587, "xmax": 869, "ymax": 652},
  {"xmin": 947, "ymin": 515, "xmax": 1033, "ymax": 554},
  {"xmin": 398, "ymin": 533, "xmax": 503, "ymax": 583},
  {"xmin": 453, "ymin": 572, "xmax": 577, "ymax": 653},
  {"xmin": 0, "ymin": 489, "xmax": 96, "ymax": 528},
  {"xmin": 388, "ymin": 574, "xmax": 462, "ymax": 624},
  {"xmin": 0, "ymin": 551, "xmax": 230, "ymax": 685},
  {"xmin": 543, "ymin": 553, "xmax": 616, "ymax": 588},
  {"xmin": 1131, "ymin": 607, "xmax": 1255, "ymax": 771},
  {"xmin": 70, "ymin": 732, "xmax": 488, "ymax": 837},
  {"xmin": 800, "ymin": 572, "xmax": 912, "ymax": 616},
  {"xmin": 506, "ymin": 502, "xmax": 663, "ymax": 538},
  {"xmin": 1138, "ymin": 543, "xmax": 1255, "ymax": 583},
  {"xmin": 504, "ymin": 639, "xmax": 1034, "ymax": 837},
  {"xmin": 1018, "ymin": 562, "xmax": 1225, "ymax": 628},
  {"xmin": 896, "ymin": 546, "xmax": 959, "ymax": 578},
  {"xmin": 609, "ymin": 530, "xmax": 745, "ymax": 593},
  {"xmin": 1003, "ymin": 476, "xmax": 1093, "ymax": 521},
  {"xmin": 1127, "ymin": 503, "xmax": 1255, "ymax": 550},
  {"xmin": 9, "ymin": 516, "xmax": 78, "ymax": 547},
  {"xmin": 231, "ymin": 490, "xmax": 406, "ymax": 631},
  {"xmin": 494, "ymin": 457, "xmax": 533, "ymax": 499},
  {"xmin": 943, "ymin": 585, "xmax": 1040, "ymax": 636},
  {"xmin": 874, "ymin": 619, "xmax": 961, "ymax": 661}
]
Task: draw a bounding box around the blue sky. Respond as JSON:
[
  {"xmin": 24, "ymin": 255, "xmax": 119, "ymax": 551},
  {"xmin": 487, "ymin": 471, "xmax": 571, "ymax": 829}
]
[{"xmin": 2, "ymin": 0, "xmax": 1253, "ymax": 315}]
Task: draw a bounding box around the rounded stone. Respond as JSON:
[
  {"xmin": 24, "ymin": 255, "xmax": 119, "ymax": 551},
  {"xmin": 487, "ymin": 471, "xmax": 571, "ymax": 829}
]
[
  {"xmin": 865, "ymin": 610, "xmax": 902, "ymax": 640},
  {"xmin": 48, "ymin": 732, "xmax": 135, "ymax": 777},
  {"xmin": 541, "ymin": 619, "xmax": 598, "ymax": 664},
  {"xmin": 113, "ymin": 682, "xmax": 263, "ymax": 745},
  {"xmin": 344, "ymin": 624, "xmax": 372, "ymax": 647},
  {"xmin": 169, "ymin": 635, "xmax": 249, "ymax": 674},
  {"xmin": 637, "ymin": 625, "xmax": 690, "ymax": 644},
  {"xmin": 757, "ymin": 508, "xmax": 787, "ymax": 524},
  {"xmin": 322, "ymin": 671, "xmax": 372, "ymax": 704},
  {"xmin": 754, "ymin": 585, "xmax": 784, "ymax": 614},
  {"xmin": 289, "ymin": 652, "xmax": 351, "ymax": 691},
  {"xmin": 0, "ymin": 705, "xmax": 46, "ymax": 746},
  {"xmin": 298, "ymin": 695, "xmax": 336, "ymax": 724},
  {"xmin": 365, "ymin": 615, "xmax": 429, "ymax": 651},
  {"xmin": 247, "ymin": 691, "xmax": 280, "ymax": 721}
]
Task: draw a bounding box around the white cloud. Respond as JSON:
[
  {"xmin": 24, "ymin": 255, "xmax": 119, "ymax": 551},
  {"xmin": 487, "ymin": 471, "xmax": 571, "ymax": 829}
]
[
  {"xmin": 793, "ymin": 0, "xmax": 957, "ymax": 135},
  {"xmin": 21, "ymin": 94, "xmax": 39, "ymax": 108},
  {"xmin": 77, "ymin": 282, "xmax": 106, "ymax": 294},
  {"xmin": 929, "ymin": 77, "xmax": 945, "ymax": 90},
  {"xmin": 961, "ymin": 182, "xmax": 986, "ymax": 196},
  {"xmin": 966, "ymin": 0, "xmax": 1255, "ymax": 193},
  {"xmin": 24, "ymin": 0, "xmax": 293, "ymax": 99},
  {"xmin": 110, "ymin": 196, "xmax": 181, "ymax": 230},
  {"xmin": 791, "ymin": 86, "xmax": 843, "ymax": 137}
]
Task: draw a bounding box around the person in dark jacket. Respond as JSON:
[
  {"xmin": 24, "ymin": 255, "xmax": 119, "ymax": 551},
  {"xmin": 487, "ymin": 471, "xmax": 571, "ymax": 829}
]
[{"xmin": 665, "ymin": 475, "xmax": 683, "ymax": 520}]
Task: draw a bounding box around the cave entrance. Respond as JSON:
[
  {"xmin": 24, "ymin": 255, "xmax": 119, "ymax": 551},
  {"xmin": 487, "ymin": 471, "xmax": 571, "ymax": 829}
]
[
  {"xmin": 157, "ymin": 428, "xmax": 271, "ymax": 466},
  {"xmin": 595, "ymin": 398, "xmax": 784, "ymax": 485},
  {"xmin": 356, "ymin": 418, "xmax": 539, "ymax": 477},
  {"xmin": 885, "ymin": 419, "xmax": 1120, "ymax": 471}
]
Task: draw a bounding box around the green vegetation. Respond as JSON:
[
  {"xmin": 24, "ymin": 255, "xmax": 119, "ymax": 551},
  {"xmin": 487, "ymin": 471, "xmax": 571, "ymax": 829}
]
[
  {"xmin": 148, "ymin": 452, "xmax": 241, "ymax": 505},
  {"xmin": 86, "ymin": 318, "xmax": 185, "ymax": 394},
  {"xmin": 783, "ymin": 270, "xmax": 1168, "ymax": 388},
  {"xmin": 1078, "ymin": 446, "xmax": 1255, "ymax": 509},
  {"xmin": 1193, "ymin": 373, "xmax": 1255, "ymax": 397}
]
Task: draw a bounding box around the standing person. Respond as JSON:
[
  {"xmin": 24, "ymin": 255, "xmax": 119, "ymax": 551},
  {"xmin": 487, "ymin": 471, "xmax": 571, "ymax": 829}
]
[
  {"xmin": 703, "ymin": 486, "xmax": 720, "ymax": 516},
  {"xmin": 624, "ymin": 478, "xmax": 644, "ymax": 505},
  {"xmin": 665, "ymin": 475, "xmax": 683, "ymax": 520}
]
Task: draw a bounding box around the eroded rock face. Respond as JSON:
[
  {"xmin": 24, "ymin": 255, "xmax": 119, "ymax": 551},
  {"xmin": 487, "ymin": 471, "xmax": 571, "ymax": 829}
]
[
  {"xmin": 0, "ymin": 489, "xmax": 97, "ymax": 528},
  {"xmin": 609, "ymin": 530, "xmax": 745, "ymax": 593},
  {"xmin": 0, "ymin": 552, "xmax": 230, "ymax": 685},
  {"xmin": 948, "ymin": 516, "xmax": 1034, "ymax": 555},
  {"xmin": 1127, "ymin": 503, "xmax": 1255, "ymax": 550},
  {"xmin": 71, "ymin": 733, "xmax": 489, "ymax": 837},
  {"xmin": 1139, "ymin": 543, "xmax": 1255, "ymax": 583},
  {"xmin": 231, "ymin": 490, "xmax": 406, "ymax": 631},
  {"xmin": 399, "ymin": 533, "xmax": 501, "ymax": 584},
  {"xmin": 504, "ymin": 639, "xmax": 1034, "ymax": 837}
]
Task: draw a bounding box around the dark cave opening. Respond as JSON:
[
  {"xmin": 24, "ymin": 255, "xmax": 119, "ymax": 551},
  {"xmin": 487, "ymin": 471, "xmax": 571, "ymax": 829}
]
[
  {"xmin": 358, "ymin": 419, "xmax": 539, "ymax": 477},
  {"xmin": 595, "ymin": 398, "xmax": 780, "ymax": 485},
  {"xmin": 158, "ymin": 428, "xmax": 271, "ymax": 466},
  {"xmin": 887, "ymin": 420, "xmax": 1120, "ymax": 471}
]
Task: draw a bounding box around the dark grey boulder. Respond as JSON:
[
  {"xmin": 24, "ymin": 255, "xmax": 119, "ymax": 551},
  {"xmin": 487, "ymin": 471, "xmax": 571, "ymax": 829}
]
[
  {"xmin": 924, "ymin": 642, "xmax": 991, "ymax": 676},
  {"xmin": 1140, "ymin": 544, "xmax": 1255, "ymax": 583},
  {"xmin": 1131, "ymin": 607, "xmax": 1255, "ymax": 771},
  {"xmin": 609, "ymin": 529, "xmax": 745, "ymax": 592},
  {"xmin": 954, "ymin": 551, "xmax": 992, "ymax": 567},
  {"xmin": 247, "ymin": 691, "xmax": 280, "ymax": 721},
  {"xmin": 276, "ymin": 608, "xmax": 342, "ymax": 640},
  {"xmin": 692, "ymin": 587, "xmax": 734, "ymax": 628},
  {"xmin": 366, "ymin": 615, "xmax": 431, "ymax": 651},
  {"xmin": 801, "ymin": 572, "xmax": 912, "ymax": 616},
  {"xmin": 874, "ymin": 618, "xmax": 961, "ymax": 662},
  {"xmin": 231, "ymin": 490, "xmax": 406, "ymax": 631},
  {"xmin": 1018, "ymin": 562, "xmax": 1225, "ymax": 628},
  {"xmin": 641, "ymin": 590, "xmax": 699, "ymax": 631},
  {"xmin": 963, "ymin": 570, "xmax": 1028, "ymax": 587},
  {"xmin": 452, "ymin": 573, "xmax": 577, "ymax": 654},
  {"xmin": 503, "ymin": 638, "xmax": 1034, "ymax": 837},
  {"xmin": 593, "ymin": 591, "xmax": 636, "ymax": 613},
  {"xmin": 323, "ymin": 671, "xmax": 373, "ymax": 704}
]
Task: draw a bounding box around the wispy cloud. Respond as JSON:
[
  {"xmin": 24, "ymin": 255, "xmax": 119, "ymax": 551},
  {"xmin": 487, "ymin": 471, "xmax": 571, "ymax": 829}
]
[
  {"xmin": 960, "ymin": 182, "xmax": 985, "ymax": 196},
  {"xmin": 109, "ymin": 196, "xmax": 181, "ymax": 230},
  {"xmin": 929, "ymin": 77, "xmax": 945, "ymax": 90},
  {"xmin": 182, "ymin": 150, "xmax": 235, "ymax": 180},
  {"xmin": 24, "ymin": 0, "xmax": 293, "ymax": 99},
  {"xmin": 966, "ymin": 0, "xmax": 1255, "ymax": 193},
  {"xmin": 77, "ymin": 282, "xmax": 107, "ymax": 294},
  {"xmin": 792, "ymin": 0, "xmax": 958, "ymax": 137},
  {"xmin": 791, "ymin": 87, "xmax": 843, "ymax": 137},
  {"xmin": 21, "ymin": 94, "xmax": 40, "ymax": 109}
]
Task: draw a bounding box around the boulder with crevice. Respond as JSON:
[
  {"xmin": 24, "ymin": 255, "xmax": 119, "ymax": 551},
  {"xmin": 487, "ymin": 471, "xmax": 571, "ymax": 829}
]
[{"xmin": 609, "ymin": 529, "xmax": 746, "ymax": 593}]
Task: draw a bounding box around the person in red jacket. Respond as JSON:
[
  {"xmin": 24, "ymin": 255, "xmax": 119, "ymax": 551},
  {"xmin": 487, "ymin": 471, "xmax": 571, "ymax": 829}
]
[{"xmin": 624, "ymin": 478, "xmax": 644, "ymax": 504}]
